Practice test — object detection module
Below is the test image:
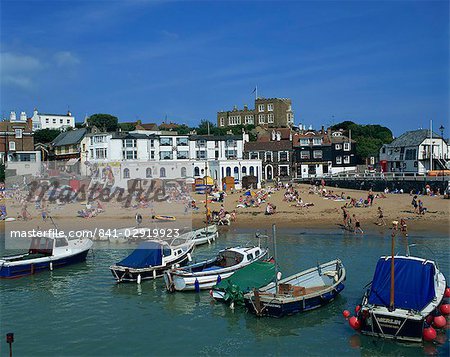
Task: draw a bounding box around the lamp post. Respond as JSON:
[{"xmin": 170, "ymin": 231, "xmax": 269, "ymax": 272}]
[{"xmin": 439, "ymin": 125, "xmax": 445, "ymax": 160}]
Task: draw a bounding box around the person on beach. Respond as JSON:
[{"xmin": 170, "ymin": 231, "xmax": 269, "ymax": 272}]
[
  {"xmin": 368, "ymin": 189, "xmax": 374, "ymax": 206},
  {"xmin": 376, "ymin": 207, "xmax": 386, "ymax": 226},
  {"xmin": 400, "ymin": 218, "xmax": 408, "ymax": 236},
  {"xmin": 411, "ymin": 195, "xmax": 418, "ymax": 214},
  {"xmin": 341, "ymin": 206, "xmax": 349, "ymax": 226},
  {"xmin": 353, "ymin": 214, "xmax": 363, "ymax": 234},
  {"xmin": 418, "ymin": 200, "xmax": 427, "ymax": 215},
  {"xmin": 206, "ymin": 205, "xmax": 212, "ymax": 223}
]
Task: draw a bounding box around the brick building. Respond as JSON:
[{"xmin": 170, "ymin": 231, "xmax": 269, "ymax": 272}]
[{"xmin": 217, "ymin": 97, "xmax": 294, "ymax": 128}]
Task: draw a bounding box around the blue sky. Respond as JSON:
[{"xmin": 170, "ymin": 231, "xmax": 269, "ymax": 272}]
[{"xmin": 1, "ymin": 0, "xmax": 448, "ymax": 136}]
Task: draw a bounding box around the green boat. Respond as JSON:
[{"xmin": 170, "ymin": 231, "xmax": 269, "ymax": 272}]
[{"xmin": 211, "ymin": 260, "xmax": 276, "ymax": 305}]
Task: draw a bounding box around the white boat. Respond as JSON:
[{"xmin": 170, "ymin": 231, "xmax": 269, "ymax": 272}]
[
  {"xmin": 191, "ymin": 225, "xmax": 218, "ymax": 246},
  {"xmin": 164, "ymin": 246, "xmax": 268, "ymax": 292},
  {"xmin": 0, "ymin": 233, "xmax": 93, "ymax": 278},
  {"xmin": 110, "ymin": 239, "xmax": 195, "ymax": 283}
]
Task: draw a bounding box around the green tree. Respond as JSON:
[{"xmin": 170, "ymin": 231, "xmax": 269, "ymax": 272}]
[
  {"xmin": 119, "ymin": 122, "xmax": 136, "ymax": 131},
  {"xmin": 331, "ymin": 121, "xmax": 393, "ymax": 163},
  {"xmin": 174, "ymin": 124, "xmax": 191, "ymax": 135},
  {"xmin": 34, "ymin": 129, "xmax": 61, "ymax": 144},
  {"xmin": 87, "ymin": 114, "xmax": 119, "ymax": 132}
]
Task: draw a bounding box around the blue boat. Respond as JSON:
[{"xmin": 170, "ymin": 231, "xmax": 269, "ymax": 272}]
[
  {"xmin": 0, "ymin": 234, "xmax": 93, "ymax": 279},
  {"xmin": 244, "ymin": 259, "xmax": 346, "ymax": 317},
  {"xmin": 356, "ymin": 255, "xmax": 447, "ymax": 343}
]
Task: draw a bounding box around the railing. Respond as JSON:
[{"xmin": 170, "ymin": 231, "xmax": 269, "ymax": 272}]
[{"xmin": 295, "ymin": 171, "xmax": 449, "ymax": 182}]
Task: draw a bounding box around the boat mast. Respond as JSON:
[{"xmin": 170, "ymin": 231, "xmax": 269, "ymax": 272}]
[
  {"xmin": 272, "ymin": 224, "xmax": 279, "ymax": 294},
  {"xmin": 205, "ymin": 160, "xmax": 208, "ymax": 224},
  {"xmin": 389, "ymin": 228, "xmax": 396, "ymax": 311}
]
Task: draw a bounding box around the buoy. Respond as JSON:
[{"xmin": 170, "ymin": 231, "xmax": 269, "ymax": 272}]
[
  {"xmin": 440, "ymin": 304, "xmax": 450, "ymax": 315},
  {"xmin": 348, "ymin": 316, "xmax": 361, "ymax": 330},
  {"xmin": 49, "ymin": 262, "xmax": 53, "ymax": 271},
  {"xmin": 137, "ymin": 274, "xmax": 142, "ymax": 284},
  {"xmin": 343, "ymin": 310, "xmax": 351, "ymax": 318},
  {"xmin": 217, "ymin": 275, "xmax": 221, "ymax": 284},
  {"xmin": 194, "ymin": 278, "xmax": 200, "ymax": 292},
  {"xmin": 423, "ymin": 326, "xmax": 437, "ymax": 341},
  {"xmin": 445, "ymin": 287, "xmax": 450, "ymax": 298},
  {"xmin": 433, "ymin": 315, "xmax": 446, "ymax": 329},
  {"xmin": 355, "ymin": 305, "xmax": 361, "ymax": 314}
]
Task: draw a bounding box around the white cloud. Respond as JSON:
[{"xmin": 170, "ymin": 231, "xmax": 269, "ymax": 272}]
[
  {"xmin": 54, "ymin": 51, "xmax": 80, "ymax": 67},
  {"xmin": 1, "ymin": 52, "xmax": 42, "ymax": 73},
  {"xmin": 2, "ymin": 75, "xmax": 34, "ymax": 90}
]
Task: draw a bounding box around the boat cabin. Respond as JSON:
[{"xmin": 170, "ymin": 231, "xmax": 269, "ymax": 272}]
[
  {"xmin": 217, "ymin": 247, "xmax": 263, "ymax": 268},
  {"xmin": 28, "ymin": 236, "xmax": 69, "ymax": 256}
]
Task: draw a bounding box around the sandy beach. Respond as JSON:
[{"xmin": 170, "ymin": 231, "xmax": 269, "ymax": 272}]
[{"xmin": 2, "ymin": 183, "xmax": 449, "ymax": 237}]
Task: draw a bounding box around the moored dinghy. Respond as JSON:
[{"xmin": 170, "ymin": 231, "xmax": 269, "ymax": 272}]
[
  {"xmin": 192, "ymin": 225, "xmax": 218, "ymax": 246},
  {"xmin": 0, "ymin": 233, "xmax": 93, "ymax": 278},
  {"xmin": 110, "ymin": 239, "xmax": 194, "ymax": 283},
  {"xmin": 244, "ymin": 259, "xmax": 346, "ymax": 317},
  {"xmin": 164, "ymin": 246, "xmax": 268, "ymax": 292},
  {"xmin": 348, "ymin": 227, "xmax": 448, "ymax": 343}
]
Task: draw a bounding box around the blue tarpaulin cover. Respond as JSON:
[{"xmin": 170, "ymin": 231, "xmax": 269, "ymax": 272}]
[
  {"xmin": 368, "ymin": 257, "xmax": 436, "ymax": 311},
  {"xmin": 117, "ymin": 241, "xmax": 163, "ymax": 268}
]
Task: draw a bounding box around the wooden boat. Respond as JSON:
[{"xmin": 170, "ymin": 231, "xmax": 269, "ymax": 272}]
[
  {"xmin": 0, "ymin": 233, "xmax": 93, "ymax": 278},
  {"xmin": 211, "ymin": 260, "xmax": 276, "ymax": 304},
  {"xmin": 244, "ymin": 259, "xmax": 346, "ymax": 317},
  {"xmin": 191, "ymin": 225, "xmax": 218, "ymax": 246},
  {"xmin": 354, "ymin": 255, "xmax": 447, "ymax": 342},
  {"xmin": 164, "ymin": 246, "xmax": 268, "ymax": 292},
  {"xmin": 110, "ymin": 239, "xmax": 194, "ymax": 283}
]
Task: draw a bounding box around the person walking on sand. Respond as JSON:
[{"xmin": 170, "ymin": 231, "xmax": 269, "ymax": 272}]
[
  {"xmin": 376, "ymin": 207, "xmax": 386, "ymax": 226},
  {"xmin": 341, "ymin": 206, "xmax": 349, "ymax": 227},
  {"xmin": 411, "ymin": 195, "xmax": 418, "ymax": 214},
  {"xmin": 353, "ymin": 214, "xmax": 363, "ymax": 234},
  {"xmin": 400, "ymin": 218, "xmax": 408, "ymax": 237}
]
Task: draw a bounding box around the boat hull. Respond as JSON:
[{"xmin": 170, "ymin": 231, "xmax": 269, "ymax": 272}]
[
  {"xmin": 110, "ymin": 247, "xmax": 193, "ymax": 282},
  {"xmin": 245, "ymin": 282, "xmax": 345, "ymax": 317},
  {"xmin": 0, "ymin": 249, "xmax": 90, "ymax": 279},
  {"xmin": 358, "ymin": 309, "xmax": 425, "ymax": 342}
]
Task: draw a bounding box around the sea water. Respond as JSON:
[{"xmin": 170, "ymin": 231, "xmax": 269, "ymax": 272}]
[{"xmin": 0, "ymin": 228, "xmax": 449, "ymax": 356}]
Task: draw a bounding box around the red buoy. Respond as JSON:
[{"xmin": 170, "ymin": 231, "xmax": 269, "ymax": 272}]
[
  {"xmin": 343, "ymin": 310, "xmax": 351, "ymax": 318},
  {"xmin": 433, "ymin": 315, "xmax": 446, "ymax": 329},
  {"xmin": 440, "ymin": 304, "xmax": 450, "ymax": 315},
  {"xmin": 445, "ymin": 287, "xmax": 450, "ymax": 298},
  {"xmin": 423, "ymin": 326, "xmax": 437, "ymax": 341},
  {"xmin": 355, "ymin": 305, "xmax": 361, "ymax": 314},
  {"xmin": 349, "ymin": 316, "xmax": 361, "ymax": 330}
]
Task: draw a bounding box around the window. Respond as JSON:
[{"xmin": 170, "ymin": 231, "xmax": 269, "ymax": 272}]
[
  {"xmin": 219, "ymin": 117, "xmax": 224, "ymax": 126},
  {"xmin": 226, "ymin": 167, "xmax": 231, "ymax": 176},
  {"xmin": 93, "ymin": 136, "xmax": 105, "ymax": 143},
  {"xmin": 53, "ymin": 118, "xmax": 56, "ymax": 124},
  {"xmin": 343, "ymin": 155, "xmax": 350, "ymax": 164},
  {"xmin": 335, "ymin": 144, "xmax": 342, "ymax": 150},
  {"xmin": 381, "ymin": 147, "xmax": 386, "ymax": 154},
  {"xmin": 194, "ymin": 167, "xmax": 200, "ymax": 176},
  {"xmin": 123, "ymin": 150, "xmax": 137, "ymax": 160},
  {"xmin": 160, "ymin": 168, "xmax": 166, "ymax": 177},
  {"xmin": 226, "ymin": 139, "xmax": 236, "ymax": 147},
  {"xmin": 181, "ymin": 167, "xmax": 187, "ymax": 178},
  {"xmin": 160, "ymin": 151, "xmax": 173, "ymax": 160},
  {"xmin": 197, "ymin": 139, "xmax": 206, "ymax": 148},
  {"xmin": 150, "ymin": 139, "xmax": 155, "ymax": 148},
  {"xmin": 258, "ymin": 104, "xmax": 265, "ymax": 112},
  {"xmin": 89, "ymin": 149, "xmax": 93, "ymax": 159},
  {"xmin": 45, "ymin": 118, "xmax": 49, "ymax": 124},
  {"xmin": 300, "ymin": 139, "xmax": 309, "ymax": 146},
  {"xmin": 250, "ymin": 152, "xmax": 258, "ymax": 159},
  {"xmin": 67, "ymin": 119, "xmax": 70, "ymax": 124},
  {"xmin": 146, "ymin": 168, "xmax": 152, "ymax": 178},
  {"xmin": 60, "ymin": 119, "xmax": 63, "ymax": 124},
  {"xmin": 267, "ymin": 114, "xmax": 274, "ymax": 123},
  {"xmin": 123, "ymin": 139, "xmax": 136, "ymax": 148},
  {"xmin": 313, "ymin": 150, "xmax": 323, "ymax": 159},
  {"xmin": 300, "ymin": 150, "xmax": 310, "ymax": 159},
  {"xmin": 176, "ymin": 138, "xmax": 188, "ymax": 146},
  {"xmin": 96, "ymin": 148, "xmax": 107, "ymax": 159},
  {"xmin": 15, "ymin": 129, "xmax": 23, "ymax": 138},
  {"xmin": 336, "ymin": 156, "xmax": 342, "ymax": 164},
  {"xmin": 160, "ymin": 138, "xmax": 172, "ymax": 146},
  {"xmin": 196, "ymin": 151, "xmax": 206, "ymax": 159},
  {"xmin": 258, "ymin": 114, "xmax": 265, "ymax": 124},
  {"xmin": 247, "ymin": 253, "xmax": 254, "ymax": 261},
  {"xmin": 177, "ymin": 151, "xmax": 189, "ymax": 159},
  {"xmin": 242, "ymin": 166, "xmax": 247, "ymax": 175},
  {"xmin": 244, "ymin": 115, "xmax": 254, "ymax": 124},
  {"xmin": 226, "ymin": 150, "xmax": 237, "ymax": 159},
  {"xmin": 344, "ymin": 143, "xmax": 351, "ymax": 151},
  {"xmin": 267, "ymin": 103, "xmax": 273, "ymax": 111},
  {"xmin": 266, "ymin": 152, "xmax": 273, "ymax": 162},
  {"xmin": 405, "ymin": 149, "xmax": 416, "ymax": 160},
  {"xmin": 287, "ymin": 113, "xmax": 294, "ymax": 123},
  {"xmin": 55, "ymin": 238, "xmax": 68, "ymax": 247},
  {"xmin": 123, "ymin": 168, "xmax": 130, "ymax": 178},
  {"xmin": 313, "ymin": 138, "xmax": 321, "ymax": 145},
  {"xmin": 279, "ymin": 152, "xmax": 288, "ymax": 161},
  {"xmin": 229, "ymin": 116, "xmax": 241, "ymax": 125}
]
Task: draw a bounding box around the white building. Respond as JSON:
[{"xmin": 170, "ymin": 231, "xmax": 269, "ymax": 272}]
[
  {"xmin": 6, "ymin": 151, "xmax": 42, "ymax": 177},
  {"xmin": 31, "ymin": 109, "xmax": 75, "ymax": 131},
  {"xmin": 379, "ymin": 129, "xmax": 449, "ymax": 174},
  {"xmin": 80, "ymin": 130, "xmax": 262, "ymax": 189}
]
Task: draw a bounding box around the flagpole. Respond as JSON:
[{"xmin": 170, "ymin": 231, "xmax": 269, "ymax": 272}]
[{"xmin": 255, "ymin": 85, "xmax": 258, "ymax": 100}]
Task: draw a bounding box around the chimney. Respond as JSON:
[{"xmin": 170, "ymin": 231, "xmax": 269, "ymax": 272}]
[
  {"xmin": 244, "ymin": 104, "xmax": 248, "ymax": 111},
  {"xmin": 10, "ymin": 111, "xmax": 16, "ymax": 122},
  {"xmin": 20, "ymin": 111, "xmax": 27, "ymax": 121},
  {"xmin": 321, "ymin": 125, "xmax": 324, "ymax": 134}
]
